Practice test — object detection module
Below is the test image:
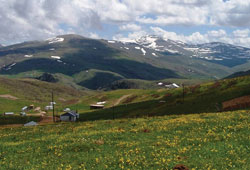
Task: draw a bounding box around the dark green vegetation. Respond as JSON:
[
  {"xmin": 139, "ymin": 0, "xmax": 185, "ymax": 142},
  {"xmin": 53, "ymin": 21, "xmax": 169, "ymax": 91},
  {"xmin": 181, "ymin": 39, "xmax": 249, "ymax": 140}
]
[
  {"xmin": 0, "ymin": 115, "xmax": 40, "ymax": 125},
  {"xmin": 225, "ymin": 69, "xmax": 250, "ymax": 79},
  {"xmin": 1, "ymin": 34, "xmax": 247, "ymax": 90},
  {"xmin": 36, "ymin": 72, "xmax": 58, "ymax": 83},
  {"xmin": 0, "ymin": 111, "xmax": 249, "ymax": 169}
]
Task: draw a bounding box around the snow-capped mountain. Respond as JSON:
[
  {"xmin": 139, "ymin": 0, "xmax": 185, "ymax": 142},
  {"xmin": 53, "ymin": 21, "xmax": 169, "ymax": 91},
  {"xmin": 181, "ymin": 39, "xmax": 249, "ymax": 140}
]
[
  {"xmin": 1, "ymin": 34, "xmax": 250, "ymax": 90},
  {"xmin": 117, "ymin": 35, "xmax": 250, "ymax": 67}
]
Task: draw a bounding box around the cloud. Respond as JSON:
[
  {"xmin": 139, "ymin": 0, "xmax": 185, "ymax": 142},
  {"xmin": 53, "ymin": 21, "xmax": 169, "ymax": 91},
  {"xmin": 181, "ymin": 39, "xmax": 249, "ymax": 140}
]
[
  {"xmin": 89, "ymin": 32, "xmax": 100, "ymax": 39},
  {"xmin": 1, "ymin": 0, "xmax": 250, "ymax": 45},
  {"xmin": 233, "ymin": 29, "xmax": 250, "ymax": 38},
  {"xmin": 149, "ymin": 27, "xmax": 250, "ymax": 47},
  {"xmin": 119, "ymin": 24, "xmax": 141, "ymax": 31}
]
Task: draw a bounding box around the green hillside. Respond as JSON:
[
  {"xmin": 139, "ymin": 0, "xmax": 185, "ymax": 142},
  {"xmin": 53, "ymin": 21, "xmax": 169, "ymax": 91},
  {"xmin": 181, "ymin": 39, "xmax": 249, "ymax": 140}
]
[
  {"xmin": 0, "ymin": 110, "xmax": 249, "ymax": 169},
  {"xmin": 79, "ymin": 75, "xmax": 250, "ymax": 121},
  {"xmin": 0, "ymin": 76, "xmax": 87, "ymax": 113}
]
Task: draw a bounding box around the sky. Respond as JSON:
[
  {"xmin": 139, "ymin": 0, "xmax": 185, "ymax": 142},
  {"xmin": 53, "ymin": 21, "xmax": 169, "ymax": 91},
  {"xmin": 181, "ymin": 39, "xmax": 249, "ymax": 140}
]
[{"xmin": 1, "ymin": 0, "xmax": 250, "ymax": 47}]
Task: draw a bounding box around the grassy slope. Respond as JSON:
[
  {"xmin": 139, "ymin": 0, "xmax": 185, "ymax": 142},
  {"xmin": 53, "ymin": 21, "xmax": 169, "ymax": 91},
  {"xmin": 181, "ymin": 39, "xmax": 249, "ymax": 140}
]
[
  {"xmin": 79, "ymin": 75, "xmax": 250, "ymax": 121},
  {"xmin": 0, "ymin": 110, "xmax": 249, "ymax": 169},
  {"xmin": 0, "ymin": 77, "xmax": 87, "ymax": 113}
]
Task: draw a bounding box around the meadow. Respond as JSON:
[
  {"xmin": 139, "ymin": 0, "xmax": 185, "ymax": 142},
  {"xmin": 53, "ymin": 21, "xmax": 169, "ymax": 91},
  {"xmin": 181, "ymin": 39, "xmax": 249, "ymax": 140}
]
[{"xmin": 0, "ymin": 110, "xmax": 249, "ymax": 170}]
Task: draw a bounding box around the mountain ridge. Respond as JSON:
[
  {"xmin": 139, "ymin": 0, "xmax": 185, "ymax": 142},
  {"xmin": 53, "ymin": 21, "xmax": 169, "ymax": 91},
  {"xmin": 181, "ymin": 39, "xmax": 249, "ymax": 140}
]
[{"xmin": 0, "ymin": 34, "xmax": 249, "ymax": 90}]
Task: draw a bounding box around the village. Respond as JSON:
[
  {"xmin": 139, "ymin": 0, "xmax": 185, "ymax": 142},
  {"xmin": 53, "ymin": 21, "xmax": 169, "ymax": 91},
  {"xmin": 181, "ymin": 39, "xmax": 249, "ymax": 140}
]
[{"xmin": 1, "ymin": 82, "xmax": 181, "ymax": 126}]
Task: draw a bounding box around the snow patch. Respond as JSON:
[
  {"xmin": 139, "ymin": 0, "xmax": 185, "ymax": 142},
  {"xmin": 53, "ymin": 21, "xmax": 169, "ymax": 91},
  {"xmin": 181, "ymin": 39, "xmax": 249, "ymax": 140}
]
[
  {"xmin": 24, "ymin": 55, "xmax": 33, "ymax": 58},
  {"xmin": 124, "ymin": 47, "xmax": 129, "ymax": 50},
  {"xmin": 165, "ymin": 49, "xmax": 179, "ymax": 54},
  {"xmin": 135, "ymin": 47, "xmax": 141, "ymax": 50},
  {"xmin": 47, "ymin": 37, "xmax": 64, "ymax": 44},
  {"xmin": 141, "ymin": 48, "xmax": 146, "ymax": 55},
  {"xmin": 152, "ymin": 53, "xmax": 158, "ymax": 57},
  {"xmin": 51, "ymin": 56, "xmax": 61, "ymax": 59},
  {"xmin": 108, "ymin": 40, "xmax": 116, "ymax": 43}
]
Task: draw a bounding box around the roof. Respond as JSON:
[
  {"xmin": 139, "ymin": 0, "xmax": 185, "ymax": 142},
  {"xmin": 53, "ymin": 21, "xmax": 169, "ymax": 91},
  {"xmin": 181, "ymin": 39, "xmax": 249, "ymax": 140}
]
[
  {"xmin": 61, "ymin": 111, "xmax": 78, "ymax": 117},
  {"xmin": 24, "ymin": 121, "xmax": 38, "ymax": 126},
  {"xmin": 4, "ymin": 112, "xmax": 14, "ymax": 115},
  {"xmin": 90, "ymin": 104, "xmax": 104, "ymax": 107}
]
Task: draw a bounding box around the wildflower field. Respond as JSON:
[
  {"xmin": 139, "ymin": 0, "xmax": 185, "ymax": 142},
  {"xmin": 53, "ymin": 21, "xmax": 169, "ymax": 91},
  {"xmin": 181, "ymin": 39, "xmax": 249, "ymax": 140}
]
[{"xmin": 0, "ymin": 110, "xmax": 249, "ymax": 170}]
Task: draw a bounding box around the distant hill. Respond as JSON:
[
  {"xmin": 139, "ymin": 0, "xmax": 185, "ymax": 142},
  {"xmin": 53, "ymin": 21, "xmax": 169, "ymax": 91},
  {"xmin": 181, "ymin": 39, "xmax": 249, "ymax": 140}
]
[
  {"xmin": 0, "ymin": 34, "xmax": 249, "ymax": 89},
  {"xmin": 225, "ymin": 69, "xmax": 250, "ymax": 79}
]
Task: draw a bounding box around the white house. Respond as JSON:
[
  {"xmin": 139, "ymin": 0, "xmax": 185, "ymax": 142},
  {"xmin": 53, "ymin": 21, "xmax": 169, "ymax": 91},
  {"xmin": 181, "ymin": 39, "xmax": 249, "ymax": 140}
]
[
  {"xmin": 165, "ymin": 83, "xmax": 180, "ymax": 89},
  {"xmin": 60, "ymin": 111, "xmax": 79, "ymax": 122},
  {"xmin": 4, "ymin": 112, "xmax": 14, "ymax": 116}
]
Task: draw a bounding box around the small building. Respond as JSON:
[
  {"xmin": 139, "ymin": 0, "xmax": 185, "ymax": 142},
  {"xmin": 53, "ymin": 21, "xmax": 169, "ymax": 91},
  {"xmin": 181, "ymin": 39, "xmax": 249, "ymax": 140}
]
[
  {"xmin": 24, "ymin": 121, "xmax": 38, "ymax": 126},
  {"xmin": 90, "ymin": 104, "xmax": 104, "ymax": 110},
  {"xmin": 45, "ymin": 105, "xmax": 53, "ymax": 111},
  {"xmin": 22, "ymin": 106, "xmax": 28, "ymax": 111},
  {"xmin": 20, "ymin": 112, "xmax": 26, "ymax": 116},
  {"xmin": 165, "ymin": 83, "xmax": 180, "ymax": 89},
  {"xmin": 4, "ymin": 112, "xmax": 14, "ymax": 116},
  {"xmin": 60, "ymin": 111, "xmax": 79, "ymax": 122}
]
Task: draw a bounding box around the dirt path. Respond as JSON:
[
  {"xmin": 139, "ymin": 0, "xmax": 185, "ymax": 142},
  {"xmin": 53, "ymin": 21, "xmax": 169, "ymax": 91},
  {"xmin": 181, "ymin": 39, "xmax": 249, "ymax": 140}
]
[
  {"xmin": 114, "ymin": 94, "xmax": 132, "ymax": 106},
  {"xmin": 0, "ymin": 94, "xmax": 18, "ymax": 100}
]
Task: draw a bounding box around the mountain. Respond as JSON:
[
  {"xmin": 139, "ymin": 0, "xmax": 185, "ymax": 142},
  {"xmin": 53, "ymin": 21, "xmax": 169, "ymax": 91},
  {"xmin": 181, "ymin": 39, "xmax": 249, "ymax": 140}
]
[
  {"xmin": 131, "ymin": 35, "xmax": 250, "ymax": 68},
  {"xmin": 0, "ymin": 34, "xmax": 248, "ymax": 90}
]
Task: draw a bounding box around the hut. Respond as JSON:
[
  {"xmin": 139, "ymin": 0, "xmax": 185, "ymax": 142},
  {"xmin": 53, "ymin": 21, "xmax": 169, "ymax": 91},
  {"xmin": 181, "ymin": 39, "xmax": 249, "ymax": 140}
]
[
  {"xmin": 60, "ymin": 111, "xmax": 79, "ymax": 122},
  {"xmin": 3, "ymin": 112, "xmax": 14, "ymax": 116},
  {"xmin": 90, "ymin": 104, "xmax": 104, "ymax": 110},
  {"xmin": 24, "ymin": 121, "xmax": 38, "ymax": 126}
]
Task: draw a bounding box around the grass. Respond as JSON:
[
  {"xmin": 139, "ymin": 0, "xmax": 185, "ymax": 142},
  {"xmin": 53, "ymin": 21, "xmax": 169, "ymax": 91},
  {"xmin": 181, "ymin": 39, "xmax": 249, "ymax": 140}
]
[
  {"xmin": 79, "ymin": 75, "xmax": 250, "ymax": 121},
  {"xmin": 0, "ymin": 115, "xmax": 40, "ymax": 125},
  {"xmin": 0, "ymin": 76, "xmax": 88, "ymax": 112},
  {"xmin": 0, "ymin": 110, "xmax": 249, "ymax": 169}
]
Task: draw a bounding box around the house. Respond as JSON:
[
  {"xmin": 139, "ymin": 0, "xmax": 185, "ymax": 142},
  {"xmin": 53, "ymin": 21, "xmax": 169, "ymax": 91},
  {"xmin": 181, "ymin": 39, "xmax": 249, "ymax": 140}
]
[
  {"xmin": 165, "ymin": 83, "xmax": 180, "ymax": 89},
  {"xmin": 45, "ymin": 105, "xmax": 53, "ymax": 110},
  {"xmin": 60, "ymin": 111, "xmax": 79, "ymax": 122},
  {"xmin": 90, "ymin": 104, "xmax": 104, "ymax": 110},
  {"xmin": 22, "ymin": 106, "xmax": 28, "ymax": 111},
  {"xmin": 24, "ymin": 121, "xmax": 38, "ymax": 126},
  {"xmin": 20, "ymin": 112, "xmax": 26, "ymax": 116},
  {"xmin": 4, "ymin": 112, "xmax": 14, "ymax": 116}
]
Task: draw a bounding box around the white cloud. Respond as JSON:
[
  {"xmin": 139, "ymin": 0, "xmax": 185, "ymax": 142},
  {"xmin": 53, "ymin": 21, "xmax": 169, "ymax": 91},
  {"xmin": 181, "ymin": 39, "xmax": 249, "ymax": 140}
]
[
  {"xmin": 119, "ymin": 24, "xmax": 141, "ymax": 31},
  {"xmin": 149, "ymin": 27, "xmax": 250, "ymax": 47},
  {"xmin": 113, "ymin": 31, "xmax": 147, "ymax": 42},
  {"xmin": 1, "ymin": 0, "xmax": 250, "ymax": 45},
  {"xmin": 233, "ymin": 29, "xmax": 250, "ymax": 38},
  {"xmin": 89, "ymin": 32, "xmax": 100, "ymax": 39}
]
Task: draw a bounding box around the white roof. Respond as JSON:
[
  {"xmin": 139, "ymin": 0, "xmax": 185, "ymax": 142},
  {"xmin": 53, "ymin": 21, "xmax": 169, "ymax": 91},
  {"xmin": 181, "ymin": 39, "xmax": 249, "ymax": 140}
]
[
  {"xmin": 172, "ymin": 83, "xmax": 180, "ymax": 88},
  {"xmin": 5, "ymin": 112, "xmax": 14, "ymax": 115},
  {"xmin": 24, "ymin": 121, "xmax": 38, "ymax": 126}
]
